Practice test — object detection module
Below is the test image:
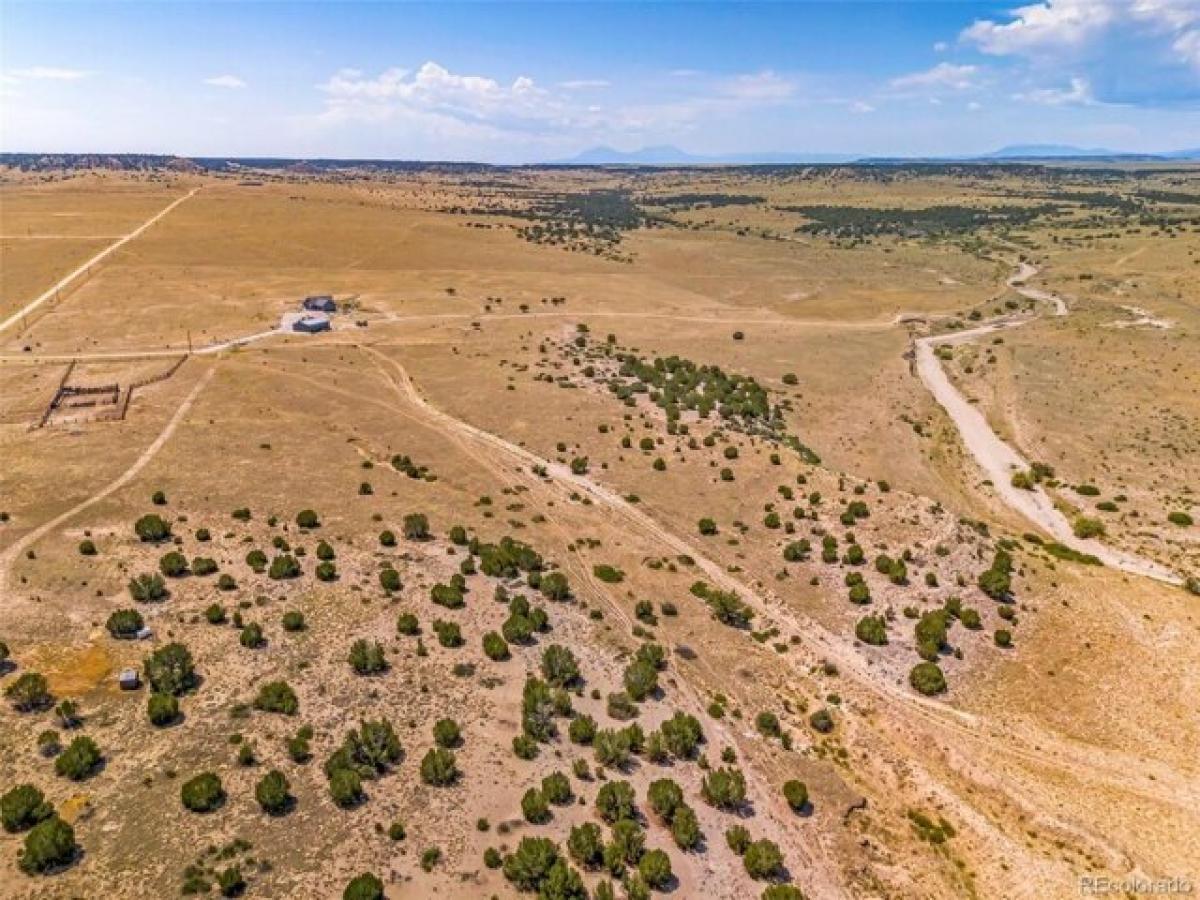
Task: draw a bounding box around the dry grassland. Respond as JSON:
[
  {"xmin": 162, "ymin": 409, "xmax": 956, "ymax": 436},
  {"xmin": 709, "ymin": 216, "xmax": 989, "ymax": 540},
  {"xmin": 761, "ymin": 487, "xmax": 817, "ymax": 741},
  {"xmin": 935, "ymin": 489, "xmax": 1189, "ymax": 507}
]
[{"xmin": 0, "ymin": 165, "xmax": 1197, "ymax": 900}]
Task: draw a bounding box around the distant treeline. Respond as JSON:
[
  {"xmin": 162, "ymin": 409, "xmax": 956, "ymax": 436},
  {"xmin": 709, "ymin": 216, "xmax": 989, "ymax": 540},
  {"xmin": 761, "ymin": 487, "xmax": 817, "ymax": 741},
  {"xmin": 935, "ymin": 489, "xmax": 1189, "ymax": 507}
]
[
  {"xmin": 782, "ymin": 203, "xmax": 1057, "ymax": 237},
  {"xmin": 642, "ymin": 193, "xmax": 764, "ymax": 209}
]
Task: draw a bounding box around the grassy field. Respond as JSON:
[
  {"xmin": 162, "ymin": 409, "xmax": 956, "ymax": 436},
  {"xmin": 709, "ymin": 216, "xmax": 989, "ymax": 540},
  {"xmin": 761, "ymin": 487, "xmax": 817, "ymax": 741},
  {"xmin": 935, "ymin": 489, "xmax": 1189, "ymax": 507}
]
[{"xmin": 0, "ymin": 164, "xmax": 1196, "ymax": 900}]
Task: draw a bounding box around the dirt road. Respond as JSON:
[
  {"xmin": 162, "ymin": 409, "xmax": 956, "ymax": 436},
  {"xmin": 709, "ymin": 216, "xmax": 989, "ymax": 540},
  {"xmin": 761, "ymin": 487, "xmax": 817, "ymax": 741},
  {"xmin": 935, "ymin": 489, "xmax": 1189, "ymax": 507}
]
[
  {"xmin": 0, "ymin": 187, "xmax": 201, "ymax": 336},
  {"xmin": 914, "ymin": 265, "xmax": 1180, "ymax": 585}
]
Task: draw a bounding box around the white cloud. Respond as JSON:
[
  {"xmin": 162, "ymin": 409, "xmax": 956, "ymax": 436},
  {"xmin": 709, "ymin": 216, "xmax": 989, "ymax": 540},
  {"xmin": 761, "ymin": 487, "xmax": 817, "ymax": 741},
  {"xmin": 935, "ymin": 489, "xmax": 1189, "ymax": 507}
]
[
  {"xmin": 204, "ymin": 75, "xmax": 246, "ymax": 89},
  {"xmin": 719, "ymin": 70, "xmax": 795, "ymax": 101},
  {"xmin": 320, "ymin": 62, "xmax": 554, "ymax": 120},
  {"xmin": 1014, "ymin": 75, "xmax": 1097, "ymax": 105},
  {"xmin": 963, "ymin": 0, "xmax": 1200, "ymax": 69},
  {"xmin": 933, "ymin": 41, "xmax": 949, "ymax": 52},
  {"xmin": 559, "ymin": 79, "xmax": 610, "ymax": 90},
  {"xmin": 890, "ymin": 62, "xmax": 980, "ymax": 92},
  {"xmin": 967, "ymin": 100, "xmax": 983, "ymax": 111},
  {"xmin": 850, "ymin": 101, "xmax": 875, "ymax": 113},
  {"xmin": 10, "ymin": 66, "xmax": 92, "ymax": 81}
]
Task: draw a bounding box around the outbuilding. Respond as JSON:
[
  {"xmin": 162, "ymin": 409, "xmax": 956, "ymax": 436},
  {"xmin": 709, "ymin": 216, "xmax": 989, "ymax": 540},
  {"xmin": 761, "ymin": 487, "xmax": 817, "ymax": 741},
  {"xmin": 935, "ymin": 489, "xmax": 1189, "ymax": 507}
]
[
  {"xmin": 293, "ymin": 314, "xmax": 331, "ymax": 333},
  {"xmin": 118, "ymin": 669, "xmax": 140, "ymax": 690},
  {"xmin": 303, "ymin": 295, "xmax": 336, "ymax": 313}
]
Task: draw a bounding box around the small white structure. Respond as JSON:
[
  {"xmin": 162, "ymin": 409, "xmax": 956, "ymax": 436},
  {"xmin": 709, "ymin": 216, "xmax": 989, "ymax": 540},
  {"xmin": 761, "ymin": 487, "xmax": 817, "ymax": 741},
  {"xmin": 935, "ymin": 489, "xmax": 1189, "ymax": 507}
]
[
  {"xmin": 293, "ymin": 313, "xmax": 331, "ymax": 333},
  {"xmin": 118, "ymin": 669, "xmax": 140, "ymax": 690},
  {"xmin": 136, "ymin": 626, "xmax": 153, "ymax": 641}
]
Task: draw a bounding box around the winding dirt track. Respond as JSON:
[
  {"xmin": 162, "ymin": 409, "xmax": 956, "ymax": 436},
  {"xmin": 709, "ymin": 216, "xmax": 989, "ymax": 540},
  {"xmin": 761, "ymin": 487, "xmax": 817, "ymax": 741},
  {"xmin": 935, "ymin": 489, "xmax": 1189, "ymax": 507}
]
[
  {"xmin": 913, "ymin": 264, "xmax": 1180, "ymax": 585},
  {"xmin": 0, "ymin": 365, "xmax": 216, "ymax": 586},
  {"xmin": 354, "ymin": 342, "xmax": 1198, "ymax": 895},
  {"xmin": 0, "ymin": 187, "xmax": 201, "ymax": 336}
]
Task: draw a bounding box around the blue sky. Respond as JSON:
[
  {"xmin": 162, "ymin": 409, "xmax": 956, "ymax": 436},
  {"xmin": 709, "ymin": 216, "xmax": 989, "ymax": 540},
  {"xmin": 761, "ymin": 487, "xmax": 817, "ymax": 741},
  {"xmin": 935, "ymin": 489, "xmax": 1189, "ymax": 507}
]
[{"xmin": 2, "ymin": 1, "xmax": 1198, "ymax": 161}]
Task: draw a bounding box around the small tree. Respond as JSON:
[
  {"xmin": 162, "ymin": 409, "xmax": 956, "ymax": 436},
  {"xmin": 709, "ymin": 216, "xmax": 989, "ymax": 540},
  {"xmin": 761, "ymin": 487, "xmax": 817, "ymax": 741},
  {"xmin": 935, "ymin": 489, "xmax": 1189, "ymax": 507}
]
[
  {"xmin": 1, "ymin": 785, "xmax": 54, "ymax": 833},
  {"xmin": 420, "ymin": 747, "xmax": 458, "ymax": 786},
  {"xmin": 403, "ymin": 513, "xmax": 430, "ymax": 540},
  {"xmin": 268, "ymin": 554, "xmax": 301, "ymax": 580},
  {"xmin": 671, "ymin": 804, "xmax": 702, "ymax": 850},
  {"xmin": 595, "ymin": 780, "xmax": 637, "ymax": 824},
  {"xmin": 638, "ymin": 849, "xmax": 673, "ymax": 890},
  {"xmin": 744, "ymin": 839, "xmax": 783, "ymax": 880},
  {"xmin": 295, "ymin": 509, "xmax": 320, "ymax": 528},
  {"xmin": 783, "ymin": 780, "xmax": 808, "ymax": 812},
  {"xmin": 181, "ymin": 773, "xmax": 224, "ymax": 812},
  {"xmin": 255, "ymin": 770, "xmax": 291, "ymax": 815},
  {"xmin": 503, "ymin": 837, "xmax": 558, "ymax": 891},
  {"xmin": 106, "ymin": 609, "xmax": 144, "ymax": 639},
  {"xmin": 909, "ymin": 662, "xmax": 947, "ymax": 696},
  {"xmin": 128, "ymin": 573, "xmax": 167, "ymax": 603},
  {"xmin": 701, "ymin": 767, "xmax": 746, "ymax": 810},
  {"xmin": 541, "ymin": 644, "xmax": 580, "ymax": 687},
  {"xmin": 134, "ymin": 513, "xmax": 171, "ymax": 542},
  {"xmin": 18, "ymin": 816, "xmax": 76, "ymax": 874},
  {"xmin": 522, "ymin": 788, "xmax": 551, "ymax": 823},
  {"xmin": 483, "ymin": 631, "xmax": 509, "ymax": 661},
  {"xmin": 343, "ymin": 873, "xmax": 384, "ymax": 900},
  {"xmin": 255, "ymin": 680, "xmax": 299, "ymax": 715},
  {"xmin": 147, "ymin": 693, "xmax": 180, "ymax": 727},
  {"xmin": 348, "ymin": 639, "xmax": 388, "ymax": 675},
  {"xmin": 7, "ymin": 671, "xmax": 52, "ymax": 712},
  {"xmin": 433, "ymin": 718, "xmax": 462, "ymax": 749},
  {"xmin": 568, "ymin": 822, "xmax": 604, "ymax": 869}
]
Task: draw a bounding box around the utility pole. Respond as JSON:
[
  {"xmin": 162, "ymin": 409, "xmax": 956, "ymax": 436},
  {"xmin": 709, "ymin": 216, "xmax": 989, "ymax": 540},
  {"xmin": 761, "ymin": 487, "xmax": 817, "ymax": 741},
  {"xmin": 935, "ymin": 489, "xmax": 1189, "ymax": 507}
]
[{"xmin": 187, "ymin": 330, "xmax": 193, "ymax": 354}]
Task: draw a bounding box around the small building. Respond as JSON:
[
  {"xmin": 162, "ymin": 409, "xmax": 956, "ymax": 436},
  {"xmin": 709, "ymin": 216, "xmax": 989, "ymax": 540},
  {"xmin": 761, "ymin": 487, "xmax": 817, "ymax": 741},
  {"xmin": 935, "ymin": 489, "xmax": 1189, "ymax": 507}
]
[
  {"xmin": 117, "ymin": 669, "xmax": 140, "ymax": 690},
  {"xmin": 293, "ymin": 314, "xmax": 331, "ymax": 334},
  {"xmin": 136, "ymin": 626, "xmax": 153, "ymax": 641},
  {"xmin": 303, "ymin": 295, "xmax": 336, "ymax": 313}
]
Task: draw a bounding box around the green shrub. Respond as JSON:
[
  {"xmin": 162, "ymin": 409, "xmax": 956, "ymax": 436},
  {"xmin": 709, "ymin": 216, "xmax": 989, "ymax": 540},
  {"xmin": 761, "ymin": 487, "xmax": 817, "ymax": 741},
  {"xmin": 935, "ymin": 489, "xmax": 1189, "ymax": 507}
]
[
  {"xmin": 647, "ymin": 778, "xmax": 683, "ymax": 820},
  {"xmin": 403, "ymin": 513, "xmax": 430, "ymax": 540},
  {"xmin": 783, "ymin": 780, "xmax": 808, "ymax": 812},
  {"xmin": 144, "ymin": 643, "xmax": 196, "ymax": 696},
  {"xmin": 343, "ymin": 872, "xmax": 384, "ymax": 900},
  {"xmin": 295, "ymin": 509, "xmax": 320, "ymax": 528},
  {"xmin": 503, "ymin": 836, "xmax": 558, "ymax": 891},
  {"xmin": 541, "ymin": 771, "xmax": 572, "ymax": 805},
  {"xmin": 854, "ymin": 615, "xmax": 887, "ymax": 645},
  {"xmin": 348, "ymin": 639, "xmax": 388, "ymax": 675},
  {"xmin": 106, "ymin": 608, "xmax": 144, "ymax": 639},
  {"xmin": 240, "ymin": 622, "xmax": 265, "ymax": 649},
  {"xmin": 1072, "ymin": 516, "xmax": 1105, "ymax": 539},
  {"xmin": 744, "ymin": 839, "xmax": 784, "ymax": 880},
  {"xmin": 420, "ymin": 747, "xmax": 458, "ymax": 786},
  {"xmin": 379, "ymin": 568, "xmax": 401, "ymax": 591},
  {"xmin": 281, "ymin": 611, "xmax": 305, "ymax": 632},
  {"xmin": 396, "ymin": 612, "xmax": 419, "ymax": 635},
  {"xmin": 595, "ymin": 780, "xmax": 637, "ymax": 824},
  {"xmin": 147, "ymin": 693, "xmax": 180, "ymax": 727},
  {"xmin": 6, "ymin": 671, "xmax": 52, "ymax": 712},
  {"xmin": 134, "ymin": 514, "xmax": 171, "ymax": 542},
  {"xmin": 1, "ymin": 785, "xmax": 53, "ymax": 833},
  {"xmin": 568, "ymin": 822, "xmax": 604, "ymax": 869},
  {"xmin": 1167, "ymin": 511, "xmax": 1194, "ymax": 527},
  {"xmin": 433, "ymin": 718, "xmax": 462, "ymax": 749},
  {"xmin": 254, "ymin": 680, "xmax": 298, "ymax": 715},
  {"xmin": 329, "ymin": 768, "xmax": 363, "ymax": 807},
  {"xmin": 701, "ymin": 767, "xmax": 746, "ymax": 810},
  {"xmin": 521, "ymin": 788, "xmax": 551, "ymax": 823},
  {"xmin": 181, "ymin": 773, "xmax": 224, "ymax": 812},
  {"xmin": 698, "ymin": 518, "xmax": 718, "ymax": 536},
  {"xmin": 432, "ymin": 620, "xmax": 462, "ymax": 648},
  {"xmin": 909, "ymin": 662, "xmax": 947, "ymax": 696},
  {"xmin": 255, "ymin": 770, "xmax": 291, "ymax": 815},
  {"xmin": 268, "ymin": 554, "xmax": 301, "ymax": 580},
  {"xmin": 482, "ymin": 631, "xmax": 509, "ymax": 661},
  {"xmin": 541, "ymin": 644, "xmax": 581, "ymax": 687},
  {"xmin": 128, "ymin": 572, "xmax": 167, "ymax": 603},
  {"xmin": 994, "ymin": 629, "xmax": 1013, "ymax": 648},
  {"xmin": 18, "ymin": 816, "xmax": 76, "ymax": 874}
]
